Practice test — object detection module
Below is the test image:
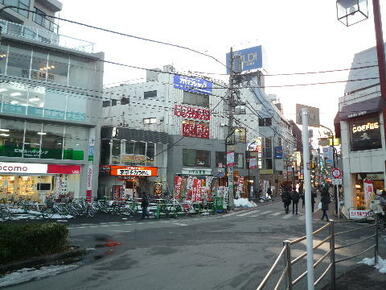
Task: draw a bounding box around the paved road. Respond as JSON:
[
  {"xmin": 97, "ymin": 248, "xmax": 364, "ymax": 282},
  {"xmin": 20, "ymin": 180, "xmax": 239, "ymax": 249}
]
[{"xmin": 6, "ymin": 201, "xmax": 384, "ymax": 290}]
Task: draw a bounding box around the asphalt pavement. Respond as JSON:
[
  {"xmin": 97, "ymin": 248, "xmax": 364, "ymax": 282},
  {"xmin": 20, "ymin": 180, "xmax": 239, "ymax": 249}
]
[{"xmin": 4, "ymin": 200, "xmax": 386, "ymax": 290}]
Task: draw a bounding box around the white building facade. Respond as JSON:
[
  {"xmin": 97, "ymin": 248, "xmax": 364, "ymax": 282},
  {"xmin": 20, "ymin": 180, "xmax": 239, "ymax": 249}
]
[{"xmin": 336, "ymin": 45, "xmax": 386, "ymax": 218}]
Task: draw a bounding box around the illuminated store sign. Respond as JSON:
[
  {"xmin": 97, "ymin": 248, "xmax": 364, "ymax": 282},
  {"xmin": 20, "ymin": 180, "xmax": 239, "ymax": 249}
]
[{"xmin": 350, "ymin": 115, "xmax": 381, "ymax": 151}]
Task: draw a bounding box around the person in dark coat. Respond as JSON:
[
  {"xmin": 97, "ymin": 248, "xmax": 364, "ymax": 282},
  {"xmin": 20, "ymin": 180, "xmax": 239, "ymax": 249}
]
[
  {"xmin": 311, "ymin": 188, "xmax": 317, "ymax": 213},
  {"xmin": 321, "ymin": 191, "xmax": 330, "ymax": 221},
  {"xmin": 281, "ymin": 187, "xmax": 291, "ymax": 214},
  {"xmin": 291, "ymin": 187, "xmax": 300, "ymax": 215},
  {"xmin": 141, "ymin": 192, "xmax": 150, "ymax": 219}
]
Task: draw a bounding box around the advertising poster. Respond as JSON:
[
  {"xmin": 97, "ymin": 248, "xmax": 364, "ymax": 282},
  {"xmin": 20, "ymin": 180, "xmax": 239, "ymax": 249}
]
[
  {"xmin": 363, "ymin": 179, "xmax": 374, "ymax": 209},
  {"xmin": 227, "ymin": 151, "xmax": 235, "ymax": 167},
  {"xmin": 174, "ymin": 176, "xmax": 183, "ymax": 199}
]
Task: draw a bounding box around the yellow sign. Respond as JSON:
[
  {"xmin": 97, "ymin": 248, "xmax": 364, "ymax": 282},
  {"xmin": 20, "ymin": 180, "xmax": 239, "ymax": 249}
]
[{"xmin": 260, "ymin": 169, "xmax": 273, "ymax": 175}]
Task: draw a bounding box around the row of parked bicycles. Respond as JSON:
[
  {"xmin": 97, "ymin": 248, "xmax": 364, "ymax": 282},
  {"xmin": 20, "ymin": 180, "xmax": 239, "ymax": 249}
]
[{"xmin": 0, "ymin": 197, "xmax": 225, "ymax": 221}]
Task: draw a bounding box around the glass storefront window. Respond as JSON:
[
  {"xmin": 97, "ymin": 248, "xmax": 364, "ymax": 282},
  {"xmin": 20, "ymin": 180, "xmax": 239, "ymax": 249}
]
[
  {"xmin": 47, "ymin": 53, "xmax": 69, "ymax": 85},
  {"xmin": 7, "ymin": 45, "xmax": 31, "ymax": 78},
  {"xmin": 66, "ymin": 93, "xmax": 87, "ymax": 121},
  {"xmin": 41, "ymin": 124, "xmax": 64, "ymax": 159},
  {"xmin": 125, "ymin": 141, "xmax": 135, "ymax": 154},
  {"xmin": 27, "ymin": 87, "xmax": 45, "ymax": 117},
  {"xmin": 63, "ymin": 126, "xmax": 86, "ymax": 160},
  {"xmin": 134, "ymin": 142, "xmax": 146, "ymax": 155},
  {"xmin": 24, "ymin": 122, "xmax": 42, "ymax": 158},
  {"xmin": 44, "ymin": 89, "xmax": 66, "ymax": 120},
  {"xmin": 111, "ymin": 139, "xmax": 121, "ymax": 164},
  {"xmin": 183, "ymin": 149, "xmax": 210, "ymax": 167},
  {"xmin": 100, "ymin": 140, "xmax": 110, "ymax": 165},
  {"xmin": 0, "ymin": 45, "xmax": 7, "ymax": 75},
  {"xmin": 216, "ymin": 152, "xmax": 226, "ymax": 168},
  {"xmin": 2, "ymin": 84, "xmax": 28, "ymax": 115},
  {"xmin": 0, "ymin": 118, "xmax": 24, "ymax": 157},
  {"xmin": 146, "ymin": 143, "xmax": 155, "ymax": 164},
  {"xmin": 31, "ymin": 50, "xmax": 48, "ymax": 81}
]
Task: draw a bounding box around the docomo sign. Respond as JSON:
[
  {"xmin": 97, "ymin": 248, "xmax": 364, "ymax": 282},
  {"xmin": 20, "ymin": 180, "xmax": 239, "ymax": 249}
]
[
  {"xmin": 352, "ymin": 121, "xmax": 379, "ymax": 133},
  {"xmin": 0, "ymin": 162, "xmax": 47, "ymax": 174},
  {"xmin": 349, "ymin": 209, "xmax": 370, "ymax": 219},
  {"xmin": 110, "ymin": 166, "xmax": 158, "ymax": 177},
  {"xmin": 0, "ymin": 162, "xmax": 81, "ymax": 174}
]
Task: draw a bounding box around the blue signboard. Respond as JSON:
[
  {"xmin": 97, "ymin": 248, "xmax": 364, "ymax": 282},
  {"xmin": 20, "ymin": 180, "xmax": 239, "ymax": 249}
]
[
  {"xmin": 173, "ymin": 75, "xmax": 212, "ymax": 95},
  {"xmin": 274, "ymin": 146, "xmax": 283, "ymax": 159},
  {"xmin": 226, "ymin": 45, "xmax": 263, "ymax": 73}
]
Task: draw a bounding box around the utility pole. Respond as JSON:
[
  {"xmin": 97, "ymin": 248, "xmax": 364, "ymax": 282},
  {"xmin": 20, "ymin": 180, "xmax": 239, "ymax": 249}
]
[{"xmin": 226, "ymin": 47, "xmax": 235, "ymax": 209}]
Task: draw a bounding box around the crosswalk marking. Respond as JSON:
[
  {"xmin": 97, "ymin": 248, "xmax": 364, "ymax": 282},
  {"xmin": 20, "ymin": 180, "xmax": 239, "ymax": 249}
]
[
  {"xmin": 237, "ymin": 210, "xmax": 261, "ymax": 217},
  {"xmin": 260, "ymin": 210, "xmax": 273, "ymax": 215}
]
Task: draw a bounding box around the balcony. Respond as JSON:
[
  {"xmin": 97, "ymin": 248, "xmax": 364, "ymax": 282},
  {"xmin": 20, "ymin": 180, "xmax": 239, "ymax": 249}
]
[{"xmin": 0, "ymin": 19, "xmax": 94, "ymax": 54}]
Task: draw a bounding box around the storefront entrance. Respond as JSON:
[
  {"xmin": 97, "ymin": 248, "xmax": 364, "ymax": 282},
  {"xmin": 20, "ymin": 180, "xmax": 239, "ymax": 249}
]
[
  {"xmin": 0, "ymin": 162, "xmax": 81, "ymax": 202},
  {"xmin": 353, "ymin": 173, "xmax": 384, "ymax": 210}
]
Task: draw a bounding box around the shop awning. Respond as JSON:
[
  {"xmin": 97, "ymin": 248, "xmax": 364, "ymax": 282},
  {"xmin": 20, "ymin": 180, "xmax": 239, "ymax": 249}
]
[
  {"xmin": 338, "ymin": 96, "xmax": 384, "ymax": 120},
  {"xmin": 334, "ymin": 112, "xmax": 341, "ymax": 138}
]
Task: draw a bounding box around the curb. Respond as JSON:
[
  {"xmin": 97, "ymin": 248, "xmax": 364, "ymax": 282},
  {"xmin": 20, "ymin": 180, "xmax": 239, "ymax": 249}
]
[{"xmin": 0, "ymin": 247, "xmax": 86, "ymax": 274}]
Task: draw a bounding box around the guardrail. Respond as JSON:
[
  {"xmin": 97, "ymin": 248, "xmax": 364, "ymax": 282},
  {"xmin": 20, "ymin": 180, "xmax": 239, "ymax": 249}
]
[{"xmin": 257, "ymin": 218, "xmax": 379, "ymax": 290}]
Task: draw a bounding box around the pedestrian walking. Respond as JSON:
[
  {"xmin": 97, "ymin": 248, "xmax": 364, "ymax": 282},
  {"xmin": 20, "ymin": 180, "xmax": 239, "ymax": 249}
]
[
  {"xmin": 267, "ymin": 187, "xmax": 273, "ymax": 200},
  {"xmin": 141, "ymin": 192, "xmax": 150, "ymax": 219},
  {"xmin": 321, "ymin": 191, "xmax": 331, "ymax": 221},
  {"xmin": 311, "ymin": 187, "xmax": 317, "ymax": 213},
  {"xmin": 281, "ymin": 187, "xmax": 291, "ymax": 214},
  {"xmin": 291, "ymin": 187, "xmax": 300, "ymax": 215}
]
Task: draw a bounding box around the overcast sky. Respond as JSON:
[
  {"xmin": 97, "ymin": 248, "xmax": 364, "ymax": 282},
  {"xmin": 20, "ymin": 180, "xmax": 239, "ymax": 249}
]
[{"xmin": 58, "ymin": 0, "xmax": 385, "ymax": 130}]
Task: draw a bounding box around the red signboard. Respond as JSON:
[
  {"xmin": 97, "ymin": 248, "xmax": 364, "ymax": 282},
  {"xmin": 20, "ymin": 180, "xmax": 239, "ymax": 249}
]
[
  {"xmin": 174, "ymin": 176, "xmax": 183, "ymax": 199},
  {"xmin": 47, "ymin": 165, "xmax": 81, "ymax": 174},
  {"xmin": 182, "ymin": 121, "xmax": 209, "ymax": 138},
  {"xmin": 174, "ymin": 105, "xmax": 210, "ymax": 120}
]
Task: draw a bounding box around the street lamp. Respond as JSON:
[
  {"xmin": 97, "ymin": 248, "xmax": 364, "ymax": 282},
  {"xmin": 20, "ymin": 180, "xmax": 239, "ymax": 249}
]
[{"xmin": 336, "ymin": 0, "xmax": 369, "ymax": 26}]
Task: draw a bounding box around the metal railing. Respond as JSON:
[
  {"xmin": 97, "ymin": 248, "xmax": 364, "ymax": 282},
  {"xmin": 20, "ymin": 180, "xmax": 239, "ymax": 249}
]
[
  {"xmin": 257, "ymin": 218, "xmax": 380, "ymax": 289},
  {"xmin": 0, "ymin": 19, "xmax": 94, "ymax": 53}
]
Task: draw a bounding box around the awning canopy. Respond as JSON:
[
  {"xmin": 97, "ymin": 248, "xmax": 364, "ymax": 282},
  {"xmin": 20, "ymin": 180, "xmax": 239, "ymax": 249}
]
[{"xmin": 338, "ymin": 96, "xmax": 384, "ymax": 120}]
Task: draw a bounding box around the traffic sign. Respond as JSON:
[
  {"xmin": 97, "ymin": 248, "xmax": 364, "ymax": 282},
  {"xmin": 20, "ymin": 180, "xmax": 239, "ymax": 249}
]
[
  {"xmin": 332, "ymin": 179, "xmax": 342, "ymax": 185},
  {"xmin": 332, "ymin": 168, "xmax": 342, "ymax": 179}
]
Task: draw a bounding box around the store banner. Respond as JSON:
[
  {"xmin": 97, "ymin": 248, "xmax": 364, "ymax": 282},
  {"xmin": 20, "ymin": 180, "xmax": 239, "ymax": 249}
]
[
  {"xmin": 249, "ymin": 157, "xmax": 257, "ymax": 169},
  {"xmin": 274, "ymin": 146, "xmax": 283, "ymax": 159},
  {"xmin": 0, "ymin": 162, "xmax": 47, "ymax": 174},
  {"xmin": 174, "ymin": 176, "xmax": 183, "ymax": 199},
  {"xmin": 363, "ymin": 179, "xmax": 374, "ymax": 209},
  {"xmin": 174, "ymin": 105, "xmax": 210, "ymax": 121},
  {"xmin": 47, "ymin": 165, "xmax": 81, "ymax": 174},
  {"xmin": 182, "ymin": 121, "xmax": 209, "ymax": 139},
  {"xmin": 227, "ymin": 152, "xmax": 235, "ymax": 167},
  {"xmin": 173, "ymin": 75, "xmax": 212, "ymax": 95}
]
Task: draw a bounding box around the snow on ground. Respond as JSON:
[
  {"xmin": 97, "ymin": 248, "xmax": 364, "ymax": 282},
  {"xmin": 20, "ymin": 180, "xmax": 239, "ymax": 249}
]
[
  {"xmin": 234, "ymin": 198, "xmax": 257, "ymax": 208},
  {"xmin": 0, "ymin": 264, "xmax": 79, "ymax": 288},
  {"xmin": 358, "ymin": 256, "xmax": 386, "ymax": 274}
]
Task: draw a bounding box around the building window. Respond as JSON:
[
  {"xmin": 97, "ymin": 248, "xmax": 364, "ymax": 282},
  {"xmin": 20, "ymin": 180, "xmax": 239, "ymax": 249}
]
[
  {"xmin": 183, "ymin": 149, "xmax": 210, "ymax": 167},
  {"xmin": 100, "ymin": 140, "xmax": 110, "ymax": 165},
  {"xmin": 102, "ymin": 100, "xmax": 110, "ymax": 107},
  {"xmin": 33, "ymin": 7, "xmax": 58, "ymax": 32},
  {"xmin": 7, "ymin": 45, "xmax": 31, "ymax": 78},
  {"xmin": 216, "ymin": 152, "xmax": 226, "ymax": 168},
  {"xmin": 121, "ymin": 97, "xmax": 130, "ymax": 105},
  {"xmin": 111, "ymin": 139, "xmax": 121, "ymax": 164},
  {"xmin": 259, "ymin": 118, "xmax": 272, "ymax": 126},
  {"xmin": 143, "ymin": 117, "xmax": 157, "ymax": 124},
  {"xmin": 182, "ymin": 91, "xmax": 209, "ymax": 107},
  {"xmin": 0, "ymin": 118, "xmax": 24, "ymax": 157},
  {"xmin": 144, "ymin": 90, "xmax": 157, "ymax": 99},
  {"xmin": 3, "ymin": 0, "xmax": 31, "ymax": 18}
]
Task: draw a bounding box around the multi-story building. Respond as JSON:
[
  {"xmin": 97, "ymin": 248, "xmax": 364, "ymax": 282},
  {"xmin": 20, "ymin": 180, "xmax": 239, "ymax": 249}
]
[
  {"xmin": 0, "ymin": 1, "xmax": 104, "ymax": 202},
  {"xmin": 101, "ymin": 65, "xmax": 295, "ymax": 200},
  {"xmin": 335, "ymin": 44, "xmax": 386, "ymax": 218}
]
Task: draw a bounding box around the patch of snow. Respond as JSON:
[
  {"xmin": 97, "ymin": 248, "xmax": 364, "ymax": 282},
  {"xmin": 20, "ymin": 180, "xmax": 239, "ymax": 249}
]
[
  {"xmin": 0, "ymin": 264, "xmax": 79, "ymax": 288},
  {"xmin": 358, "ymin": 256, "xmax": 386, "ymax": 274},
  {"xmin": 234, "ymin": 198, "xmax": 257, "ymax": 208}
]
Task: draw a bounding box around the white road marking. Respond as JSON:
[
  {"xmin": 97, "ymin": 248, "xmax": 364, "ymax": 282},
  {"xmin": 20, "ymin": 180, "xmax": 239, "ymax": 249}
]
[
  {"xmin": 260, "ymin": 210, "xmax": 273, "ymax": 215},
  {"xmin": 222, "ymin": 211, "xmax": 242, "ymax": 217},
  {"xmin": 172, "ymin": 222, "xmax": 188, "ymax": 227},
  {"xmin": 112, "ymin": 230, "xmax": 132, "ymax": 233},
  {"xmin": 237, "ymin": 210, "xmax": 261, "ymax": 217},
  {"xmin": 282, "ymin": 214, "xmax": 293, "ymax": 219}
]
